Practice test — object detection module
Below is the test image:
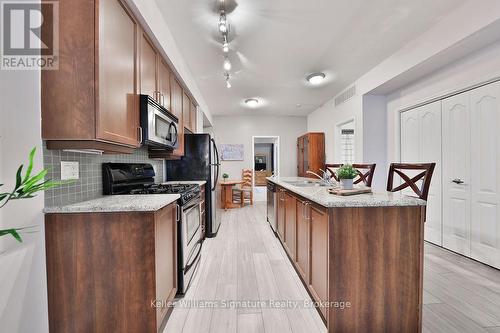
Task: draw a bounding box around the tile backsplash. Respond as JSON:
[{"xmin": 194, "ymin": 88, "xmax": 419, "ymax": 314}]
[{"xmin": 43, "ymin": 143, "xmax": 164, "ymax": 207}]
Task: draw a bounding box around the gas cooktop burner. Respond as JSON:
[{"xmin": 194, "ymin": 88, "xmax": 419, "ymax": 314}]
[{"xmin": 128, "ymin": 183, "xmax": 200, "ymax": 205}]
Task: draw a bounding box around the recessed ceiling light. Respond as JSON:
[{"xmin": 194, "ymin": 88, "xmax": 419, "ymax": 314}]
[
  {"xmin": 245, "ymin": 98, "xmax": 259, "ymax": 108},
  {"xmin": 306, "ymin": 72, "xmax": 326, "ymax": 85}
]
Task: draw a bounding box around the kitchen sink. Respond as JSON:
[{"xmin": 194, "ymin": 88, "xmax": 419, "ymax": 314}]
[{"xmin": 283, "ymin": 180, "xmax": 326, "ymax": 187}]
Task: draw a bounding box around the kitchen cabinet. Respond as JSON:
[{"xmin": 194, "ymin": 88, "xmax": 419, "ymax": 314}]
[
  {"xmin": 140, "ymin": 31, "xmax": 158, "ymax": 101},
  {"xmin": 269, "ymin": 182, "xmax": 424, "ymax": 332},
  {"xmin": 183, "ymin": 92, "xmax": 192, "ymax": 132},
  {"xmin": 308, "ymin": 203, "xmax": 329, "ymax": 319},
  {"xmin": 169, "ymin": 77, "xmax": 185, "ymax": 157},
  {"xmin": 42, "ymin": 0, "xmax": 140, "ymax": 153},
  {"xmin": 158, "ymin": 60, "xmax": 171, "ymax": 110},
  {"xmin": 295, "ymin": 200, "xmax": 310, "ymax": 282},
  {"xmin": 277, "ymin": 188, "xmax": 286, "ymax": 241},
  {"xmin": 297, "ymin": 133, "xmax": 325, "ymax": 178},
  {"xmin": 190, "ymin": 101, "xmax": 198, "ymax": 132},
  {"xmin": 45, "ymin": 203, "xmax": 178, "ymax": 333},
  {"xmin": 283, "ymin": 192, "xmax": 297, "ymax": 259}
]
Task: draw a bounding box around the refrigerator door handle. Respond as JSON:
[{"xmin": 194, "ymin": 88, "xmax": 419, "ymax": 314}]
[{"xmin": 211, "ymin": 138, "xmax": 220, "ymax": 191}]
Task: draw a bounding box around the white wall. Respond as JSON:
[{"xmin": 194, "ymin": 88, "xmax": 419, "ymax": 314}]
[
  {"xmin": 211, "ymin": 115, "xmax": 307, "ymax": 179},
  {"xmin": 0, "ymin": 69, "xmax": 48, "ymax": 332}
]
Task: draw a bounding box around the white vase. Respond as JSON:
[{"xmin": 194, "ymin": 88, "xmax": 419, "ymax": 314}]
[{"xmin": 340, "ymin": 179, "xmax": 353, "ymax": 190}]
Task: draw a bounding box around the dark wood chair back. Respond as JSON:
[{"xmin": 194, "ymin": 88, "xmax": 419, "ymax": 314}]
[
  {"xmin": 352, "ymin": 163, "xmax": 376, "ymax": 187},
  {"xmin": 386, "ymin": 163, "xmax": 436, "ymax": 201},
  {"xmin": 325, "ymin": 164, "xmax": 342, "ymax": 181}
]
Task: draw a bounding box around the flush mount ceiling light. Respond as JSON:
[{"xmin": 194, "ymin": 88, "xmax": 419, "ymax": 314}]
[
  {"xmin": 245, "ymin": 98, "xmax": 259, "ymax": 108},
  {"xmin": 222, "ymin": 41, "xmax": 229, "ymax": 53},
  {"xmin": 306, "ymin": 72, "xmax": 326, "ymax": 85}
]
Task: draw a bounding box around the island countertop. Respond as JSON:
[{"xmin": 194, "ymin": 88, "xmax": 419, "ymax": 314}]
[
  {"xmin": 267, "ymin": 176, "xmax": 425, "ymax": 208},
  {"xmin": 44, "ymin": 194, "xmax": 180, "ymax": 214}
]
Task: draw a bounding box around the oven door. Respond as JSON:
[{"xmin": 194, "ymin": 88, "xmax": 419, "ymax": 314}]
[{"xmin": 182, "ymin": 197, "xmax": 202, "ymax": 266}]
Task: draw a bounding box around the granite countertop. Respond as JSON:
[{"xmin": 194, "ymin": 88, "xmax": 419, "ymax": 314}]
[
  {"xmin": 267, "ymin": 176, "xmax": 426, "ymax": 208},
  {"xmin": 162, "ymin": 180, "xmax": 207, "ymax": 186},
  {"xmin": 44, "ymin": 194, "xmax": 180, "ymax": 214}
]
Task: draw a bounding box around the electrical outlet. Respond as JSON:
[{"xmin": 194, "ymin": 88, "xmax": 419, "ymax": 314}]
[{"xmin": 61, "ymin": 161, "xmax": 79, "ymax": 180}]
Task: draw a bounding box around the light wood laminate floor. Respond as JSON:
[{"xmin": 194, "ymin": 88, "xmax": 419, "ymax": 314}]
[{"xmin": 164, "ymin": 203, "xmax": 500, "ymax": 333}]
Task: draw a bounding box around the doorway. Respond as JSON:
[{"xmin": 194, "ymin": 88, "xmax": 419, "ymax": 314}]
[{"xmin": 252, "ymin": 136, "xmax": 280, "ymax": 202}]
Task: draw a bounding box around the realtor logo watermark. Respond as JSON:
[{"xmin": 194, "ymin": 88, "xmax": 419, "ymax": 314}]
[{"xmin": 1, "ymin": 0, "xmax": 59, "ymax": 70}]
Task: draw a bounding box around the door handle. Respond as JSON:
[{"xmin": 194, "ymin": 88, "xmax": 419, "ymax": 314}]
[{"xmin": 452, "ymin": 178, "xmax": 464, "ymax": 184}]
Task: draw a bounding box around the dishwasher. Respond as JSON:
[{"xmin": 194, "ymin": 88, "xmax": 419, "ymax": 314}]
[{"xmin": 267, "ymin": 181, "xmax": 277, "ymax": 233}]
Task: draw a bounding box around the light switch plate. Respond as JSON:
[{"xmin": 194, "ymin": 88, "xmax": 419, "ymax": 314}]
[{"xmin": 61, "ymin": 161, "xmax": 79, "ymax": 180}]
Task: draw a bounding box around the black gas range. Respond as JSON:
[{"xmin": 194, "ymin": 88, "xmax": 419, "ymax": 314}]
[
  {"xmin": 129, "ymin": 183, "xmax": 200, "ymax": 205},
  {"xmin": 102, "ymin": 163, "xmax": 200, "ymax": 205}
]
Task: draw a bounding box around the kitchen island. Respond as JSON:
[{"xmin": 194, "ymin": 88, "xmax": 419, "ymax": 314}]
[{"xmin": 267, "ymin": 177, "xmax": 426, "ymax": 333}]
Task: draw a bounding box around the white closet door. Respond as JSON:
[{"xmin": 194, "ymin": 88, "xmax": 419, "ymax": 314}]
[
  {"xmin": 470, "ymin": 82, "xmax": 500, "ymax": 268},
  {"xmin": 420, "ymin": 102, "xmax": 443, "ymax": 246},
  {"xmin": 401, "ymin": 109, "xmax": 420, "ymax": 163},
  {"xmin": 442, "ymin": 93, "xmax": 471, "ymax": 256}
]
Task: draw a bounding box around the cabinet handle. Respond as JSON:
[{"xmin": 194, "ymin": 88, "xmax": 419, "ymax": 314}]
[
  {"xmin": 138, "ymin": 127, "xmax": 143, "ymax": 144},
  {"xmin": 305, "ymin": 202, "xmax": 311, "ymax": 221},
  {"xmin": 176, "ymin": 204, "xmax": 181, "ymax": 222},
  {"xmin": 452, "ymin": 178, "xmax": 464, "ymax": 185}
]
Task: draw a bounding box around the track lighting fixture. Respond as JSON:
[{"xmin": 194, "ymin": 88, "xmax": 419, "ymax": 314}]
[{"xmin": 218, "ymin": 13, "xmax": 228, "ymax": 33}]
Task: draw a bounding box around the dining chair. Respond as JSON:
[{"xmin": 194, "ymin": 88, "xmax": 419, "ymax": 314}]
[
  {"xmin": 386, "ymin": 163, "xmax": 436, "ymax": 201},
  {"xmin": 325, "ymin": 164, "xmax": 343, "ymax": 181},
  {"xmin": 352, "ymin": 163, "xmax": 376, "ymax": 187},
  {"xmin": 232, "ymin": 169, "xmax": 254, "ymax": 207}
]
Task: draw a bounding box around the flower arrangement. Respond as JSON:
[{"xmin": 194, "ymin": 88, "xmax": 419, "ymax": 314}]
[{"xmin": 336, "ymin": 165, "xmax": 358, "ymax": 190}]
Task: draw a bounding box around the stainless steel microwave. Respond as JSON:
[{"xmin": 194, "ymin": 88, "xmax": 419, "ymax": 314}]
[{"xmin": 140, "ymin": 95, "xmax": 179, "ymax": 150}]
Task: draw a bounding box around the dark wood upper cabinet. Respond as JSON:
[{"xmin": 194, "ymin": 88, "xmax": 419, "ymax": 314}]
[
  {"xmin": 297, "ymin": 133, "xmax": 325, "ymax": 178},
  {"xmin": 42, "ymin": 0, "xmax": 140, "ymax": 153},
  {"xmin": 182, "ymin": 92, "xmax": 192, "ymax": 132},
  {"xmin": 139, "ymin": 31, "xmax": 158, "ymax": 100},
  {"xmin": 158, "ymin": 60, "xmax": 171, "ymax": 111},
  {"xmin": 190, "ymin": 101, "xmax": 197, "ymax": 133}
]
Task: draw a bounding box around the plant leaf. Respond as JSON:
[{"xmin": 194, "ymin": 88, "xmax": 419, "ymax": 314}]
[
  {"xmin": 23, "ymin": 147, "xmax": 36, "ymax": 183},
  {"xmin": 15, "ymin": 165, "xmax": 23, "ymax": 189},
  {"xmin": 0, "ymin": 229, "xmax": 23, "ymax": 243}
]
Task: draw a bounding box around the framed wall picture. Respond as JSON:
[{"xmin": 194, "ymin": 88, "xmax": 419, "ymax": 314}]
[{"xmin": 220, "ymin": 144, "xmax": 244, "ymax": 161}]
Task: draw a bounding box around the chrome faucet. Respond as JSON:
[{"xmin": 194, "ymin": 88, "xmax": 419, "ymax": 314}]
[{"xmin": 306, "ymin": 170, "xmax": 334, "ymax": 186}]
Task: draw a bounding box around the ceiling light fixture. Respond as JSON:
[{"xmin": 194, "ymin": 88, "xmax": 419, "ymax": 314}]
[
  {"xmin": 245, "ymin": 98, "xmax": 259, "ymax": 108},
  {"xmin": 218, "ymin": 13, "xmax": 228, "ymax": 33},
  {"xmin": 223, "ymin": 58, "xmax": 232, "ymax": 71},
  {"xmin": 225, "ymin": 73, "xmax": 231, "ymax": 88},
  {"xmin": 222, "ymin": 41, "xmax": 229, "ymax": 53},
  {"xmin": 306, "ymin": 72, "xmax": 326, "ymax": 85}
]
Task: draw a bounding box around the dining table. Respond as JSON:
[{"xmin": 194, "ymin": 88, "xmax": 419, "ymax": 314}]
[{"xmin": 219, "ymin": 180, "xmax": 245, "ymax": 210}]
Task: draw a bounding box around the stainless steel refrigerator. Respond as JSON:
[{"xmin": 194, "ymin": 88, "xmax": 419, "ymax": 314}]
[{"xmin": 166, "ymin": 134, "xmax": 222, "ymax": 238}]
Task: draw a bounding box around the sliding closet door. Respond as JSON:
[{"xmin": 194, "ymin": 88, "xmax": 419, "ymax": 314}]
[
  {"xmin": 442, "ymin": 93, "xmax": 471, "ymax": 256},
  {"xmin": 470, "ymin": 82, "xmax": 500, "ymax": 268},
  {"xmin": 420, "ymin": 102, "xmax": 442, "ymax": 246}
]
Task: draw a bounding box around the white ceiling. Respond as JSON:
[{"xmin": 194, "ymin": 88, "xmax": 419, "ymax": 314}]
[{"xmin": 155, "ymin": 0, "xmax": 466, "ymax": 117}]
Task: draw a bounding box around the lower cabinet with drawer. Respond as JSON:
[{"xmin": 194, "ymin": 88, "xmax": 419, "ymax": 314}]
[{"xmin": 44, "ymin": 203, "xmax": 178, "ymax": 333}]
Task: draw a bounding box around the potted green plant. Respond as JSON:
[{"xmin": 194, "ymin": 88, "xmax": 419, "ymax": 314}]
[
  {"xmin": 222, "ymin": 173, "xmax": 229, "ymax": 181},
  {"xmin": 337, "ymin": 165, "xmax": 358, "ymax": 190},
  {"xmin": 0, "ymin": 147, "xmax": 63, "ymax": 243}
]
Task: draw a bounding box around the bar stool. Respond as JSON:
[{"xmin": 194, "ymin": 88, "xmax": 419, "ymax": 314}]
[
  {"xmin": 386, "ymin": 163, "xmax": 436, "ymax": 201},
  {"xmin": 352, "ymin": 163, "xmax": 376, "ymax": 187},
  {"xmin": 325, "ymin": 164, "xmax": 342, "ymax": 181}
]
